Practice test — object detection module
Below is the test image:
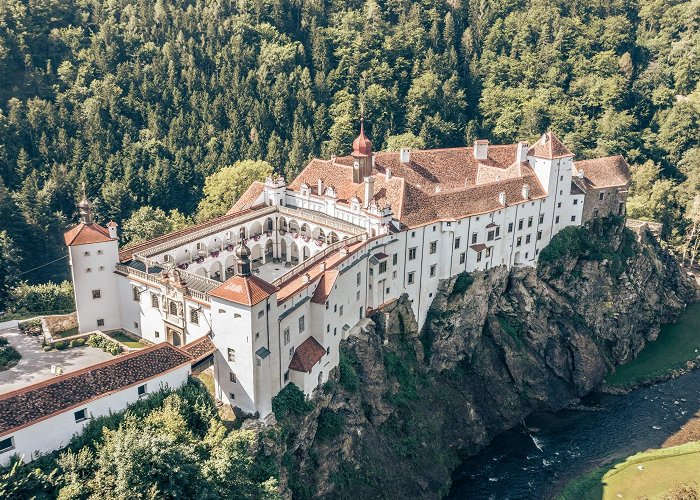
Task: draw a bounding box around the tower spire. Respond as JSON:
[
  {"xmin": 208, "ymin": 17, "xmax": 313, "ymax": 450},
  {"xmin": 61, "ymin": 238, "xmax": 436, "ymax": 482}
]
[
  {"xmin": 78, "ymin": 182, "xmax": 94, "ymax": 225},
  {"xmin": 235, "ymin": 228, "xmax": 251, "ymax": 276}
]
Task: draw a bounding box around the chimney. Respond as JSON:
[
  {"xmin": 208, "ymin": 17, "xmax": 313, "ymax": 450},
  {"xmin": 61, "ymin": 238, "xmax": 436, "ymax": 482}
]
[
  {"xmin": 363, "ymin": 176, "xmax": 375, "ymax": 209},
  {"xmin": 319, "ymin": 262, "xmax": 326, "ymax": 272},
  {"xmin": 499, "ymin": 192, "xmax": 506, "ymax": 206},
  {"xmin": 522, "ymin": 184, "xmax": 530, "ymax": 200},
  {"xmin": 474, "ymin": 140, "xmax": 489, "ymax": 160},
  {"xmin": 317, "ymin": 178, "xmax": 324, "ymax": 196},
  {"xmin": 371, "ymin": 155, "xmax": 376, "ymax": 169},
  {"xmin": 302, "ymin": 273, "xmax": 310, "ymax": 284},
  {"xmin": 577, "ymin": 170, "xmax": 584, "ymax": 179},
  {"xmin": 107, "ymin": 221, "xmax": 118, "ymax": 239},
  {"xmin": 516, "ymin": 141, "xmax": 529, "ymax": 163},
  {"xmin": 400, "ymin": 148, "xmax": 410, "ymax": 164},
  {"xmin": 386, "ymin": 167, "xmax": 392, "ymax": 180}
]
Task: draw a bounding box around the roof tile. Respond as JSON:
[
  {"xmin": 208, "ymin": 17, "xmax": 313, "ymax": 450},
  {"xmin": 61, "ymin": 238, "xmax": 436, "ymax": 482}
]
[
  {"xmin": 209, "ymin": 274, "xmax": 277, "ymax": 306},
  {"xmin": 288, "ymin": 336, "xmax": 326, "ymax": 373}
]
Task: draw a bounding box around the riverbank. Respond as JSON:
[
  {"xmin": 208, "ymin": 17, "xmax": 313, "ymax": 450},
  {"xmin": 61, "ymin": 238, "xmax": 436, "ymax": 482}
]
[{"xmin": 599, "ymin": 302, "xmax": 700, "ymax": 393}]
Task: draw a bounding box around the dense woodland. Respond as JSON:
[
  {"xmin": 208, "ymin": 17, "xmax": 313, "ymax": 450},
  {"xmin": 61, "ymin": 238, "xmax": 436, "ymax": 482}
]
[{"xmin": 0, "ymin": 0, "xmax": 698, "ymax": 304}]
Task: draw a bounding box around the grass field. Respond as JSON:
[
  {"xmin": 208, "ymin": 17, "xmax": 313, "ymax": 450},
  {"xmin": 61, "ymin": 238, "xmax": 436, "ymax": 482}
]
[
  {"xmin": 604, "ymin": 303, "xmax": 700, "ymax": 389},
  {"xmin": 107, "ymin": 331, "xmax": 146, "ymax": 349}
]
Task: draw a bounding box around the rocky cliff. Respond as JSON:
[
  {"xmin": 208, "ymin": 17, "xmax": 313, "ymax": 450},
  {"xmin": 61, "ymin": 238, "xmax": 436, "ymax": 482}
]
[{"xmin": 261, "ymin": 217, "xmax": 696, "ymax": 499}]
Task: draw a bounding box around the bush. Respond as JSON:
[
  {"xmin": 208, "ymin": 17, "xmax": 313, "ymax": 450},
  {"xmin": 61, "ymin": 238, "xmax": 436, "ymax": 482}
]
[
  {"xmin": 316, "ymin": 409, "xmax": 345, "ymax": 442},
  {"xmin": 9, "ymin": 281, "xmax": 74, "ymax": 314},
  {"xmin": 86, "ymin": 334, "xmax": 123, "ymax": 355},
  {"xmin": 339, "ymin": 352, "xmax": 359, "ymax": 393},
  {"xmin": 271, "ymin": 383, "xmax": 313, "ymax": 419},
  {"xmin": 54, "ymin": 341, "xmax": 67, "ymax": 350},
  {"xmin": 43, "ymin": 345, "xmax": 52, "ymax": 352},
  {"xmin": 452, "ymin": 272, "xmax": 474, "ymax": 296},
  {"xmin": 18, "ymin": 319, "xmax": 42, "ymax": 336},
  {"xmin": 0, "ymin": 337, "xmax": 7, "ymax": 347},
  {"xmin": 74, "ymin": 338, "xmax": 86, "ymax": 347},
  {"xmin": 0, "ymin": 341, "xmax": 21, "ymax": 370}
]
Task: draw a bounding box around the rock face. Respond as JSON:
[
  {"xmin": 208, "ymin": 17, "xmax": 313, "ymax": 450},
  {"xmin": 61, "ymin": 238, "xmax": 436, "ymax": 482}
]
[{"xmin": 265, "ymin": 219, "xmax": 696, "ymax": 499}]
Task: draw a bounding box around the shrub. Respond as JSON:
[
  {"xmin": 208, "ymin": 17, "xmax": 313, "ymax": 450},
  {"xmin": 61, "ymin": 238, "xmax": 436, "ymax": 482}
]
[
  {"xmin": 339, "ymin": 352, "xmax": 359, "ymax": 393},
  {"xmin": 74, "ymin": 338, "xmax": 86, "ymax": 347},
  {"xmin": 18, "ymin": 319, "xmax": 42, "ymax": 336},
  {"xmin": 9, "ymin": 281, "xmax": 74, "ymax": 314},
  {"xmin": 86, "ymin": 334, "xmax": 122, "ymax": 355},
  {"xmin": 43, "ymin": 345, "xmax": 52, "ymax": 352},
  {"xmin": 0, "ymin": 341, "xmax": 21, "ymax": 370},
  {"xmin": 271, "ymin": 383, "xmax": 313, "ymax": 419},
  {"xmin": 54, "ymin": 341, "xmax": 67, "ymax": 350},
  {"xmin": 452, "ymin": 272, "xmax": 474, "ymax": 296},
  {"xmin": 0, "ymin": 337, "xmax": 7, "ymax": 347},
  {"xmin": 316, "ymin": 409, "xmax": 345, "ymax": 442}
]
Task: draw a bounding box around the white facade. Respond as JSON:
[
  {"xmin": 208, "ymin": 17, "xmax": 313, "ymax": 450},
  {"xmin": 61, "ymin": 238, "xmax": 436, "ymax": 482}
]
[
  {"xmin": 65, "ymin": 132, "xmax": 621, "ymax": 419},
  {"xmin": 0, "ymin": 364, "xmax": 190, "ymax": 466}
]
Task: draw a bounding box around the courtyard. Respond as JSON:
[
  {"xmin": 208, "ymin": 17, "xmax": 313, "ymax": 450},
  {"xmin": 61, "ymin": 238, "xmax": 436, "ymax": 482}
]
[{"xmin": 0, "ymin": 321, "xmax": 114, "ymax": 395}]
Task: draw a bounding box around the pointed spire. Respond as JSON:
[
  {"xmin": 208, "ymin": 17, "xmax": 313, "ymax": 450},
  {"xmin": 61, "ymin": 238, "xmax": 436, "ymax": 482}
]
[
  {"xmin": 235, "ymin": 228, "xmax": 251, "ymax": 276},
  {"xmin": 78, "ymin": 182, "xmax": 94, "ymax": 225}
]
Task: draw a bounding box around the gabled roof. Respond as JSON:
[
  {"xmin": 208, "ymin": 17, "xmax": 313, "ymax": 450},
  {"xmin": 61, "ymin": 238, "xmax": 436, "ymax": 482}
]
[
  {"xmin": 227, "ymin": 181, "xmax": 266, "ymax": 214},
  {"xmin": 288, "ymin": 336, "xmax": 326, "ymax": 373},
  {"xmin": 0, "ymin": 343, "xmax": 192, "ymax": 435},
  {"xmin": 528, "ymin": 131, "xmax": 574, "ymax": 159},
  {"xmin": 573, "ymin": 155, "xmax": 631, "ymax": 189},
  {"xmin": 209, "ymin": 274, "xmax": 277, "ymax": 306},
  {"xmin": 64, "ymin": 223, "xmax": 114, "ymax": 246},
  {"xmin": 310, "ymin": 270, "xmax": 339, "ymax": 304},
  {"xmin": 181, "ymin": 335, "xmax": 216, "ymax": 363}
]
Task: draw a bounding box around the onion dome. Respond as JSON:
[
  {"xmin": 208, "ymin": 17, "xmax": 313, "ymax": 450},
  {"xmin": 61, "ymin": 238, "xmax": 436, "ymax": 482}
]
[{"xmin": 352, "ymin": 119, "xmax": 373, "ymax": 157}]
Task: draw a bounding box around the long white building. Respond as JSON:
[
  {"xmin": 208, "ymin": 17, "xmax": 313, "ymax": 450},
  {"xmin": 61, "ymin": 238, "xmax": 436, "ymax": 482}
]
[{"xmin": 64, "ymin": 127, "xmax": 630, "ymax": 419}]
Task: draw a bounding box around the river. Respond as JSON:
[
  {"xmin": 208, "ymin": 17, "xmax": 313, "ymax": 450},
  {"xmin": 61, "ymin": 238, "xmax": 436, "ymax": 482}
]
[{"xmin": 448, "ymin": 357, "xmax": 700, "ymax": 499}]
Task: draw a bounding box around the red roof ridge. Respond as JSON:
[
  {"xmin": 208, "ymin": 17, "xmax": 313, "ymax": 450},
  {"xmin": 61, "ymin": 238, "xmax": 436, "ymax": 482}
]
[
  {"xmin": 209, "ymin": 274, "xmax": 278, "ymax": 306},
  {"xmin": 288, "ymin": 336, "xmax": 326, "ymax": 373},
  {"xmin": 64, "ymin": 223, "xmax": 114, "ymax": 246}
]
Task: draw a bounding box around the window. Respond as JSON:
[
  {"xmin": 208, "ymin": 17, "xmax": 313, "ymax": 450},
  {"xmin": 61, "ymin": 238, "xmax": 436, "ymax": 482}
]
[
  {"xmin": 559, "ymin": 190, "xmax": 563, "ymax": 196},
  {"xmin": 356, "ymin": 272, "xmax": 361, "ymax": 286},
  {"xmin": 283, "ymin": 328, "xmax": 290, "ymax": 345},
  {"xmin": 392, "ymin": 270, "xmax": 397, "ymax": 279},
  {"xmin": 495, "ymin": 227, "xmax": 500, "ymax": 237},
  {"xmin": 455, "ymin": 237, "xmax": 461, "ymax": 249},
  {"xmin": 325, "ymin": 302, "xmax": 329, "ymax": 310},
  {"xmin": 339, "ymin": 306, "xmax": 343, "ymax": 316},
  {"xmin": 137, "ymin": 384, "xmax": 147, "ymax": 396},
  {"xmin": 289, "ymin": 346, "xmax": 295, "ymax": 358},
  {"xmin": 132, "ymin": 287, "xmax": 140, "ymax": 301},
  {"xmin": 97, "ymin": 319, "xmax": 104, "ymax": 327},
  {"xmin": 74, "ymin": 409, "xmax": 87, "ymax": 423},
  {"xmin": 593, "ymin": 208, "xmax": 599, "ymax": 217},
  {"xmin": 155, "ymin": 331, "xmax": 160, "ymax": 338},
  {"xmin": 487, "ymin": 230, "xmax": 495, "ymax": 241},
  {"xmin": 555, "ymin": 216, "xmax": 560, "ymax": 223},
  {"xmin": 528, "ymin": 216, "xmax": 533, "ymax": 228},
  {"xmin": 257, "ymin": 310, "xmax": 264, "ymax": 318},
  {"xmin": 134, "ymin": 322, "xmax": 139, "ymax": 329},
  {"xmin": 379, "ymin": 261, "xmax": 387, "ymax": 273},
  {"xmin": 408, "ymin": 272, "xmax": 415, "ymax": 284},
  {"xmin": 169, "ymin": 301, "xmax": 177, "ymax": 315},
  {"xmin": 518, "ymin": 219, "xmax": 523, "ymax": 230},
  {"xmin": 429, "ymin": 241, "xmax": 437, "ymax": 254},
  {"xmin": 411, "ymin": 231, "xmax": 416, "ymax": 237},
  {"xmin": 573, "ymin": 199, "xmax": 578, "ymax": 205},
  {"xmin": 508, "ymin": 222, "xmax": 514, "ymax": 233},
  {"xmin": 284, "ymin": 371, "xmax": 289, "ymax": 382},
  {"xmin": 228, "ymin": 348, "xmax": 236, "ymax": 362},
  {"xmin": 84, "ymin": 251, "xmax": 91, "ymax": 257},
  {"xmin": 190, "ymin": 308, "xmax": 199, "ymax": 325},
  {"xmin": 571, "ymin": 215, "xmax": 576, "ymax": 222},
  {"xmin": 526, "ymin": 234, "xmax": 531, "ymax": 244},
  {"xmin": 516, "ymin": 236, "xmax": 522, "ymax": 247},
  {"xmin": 326, "ymin": 346, "xmax": 331, "ymax": 355},
  {"xmin": 476, "ymin": 251, "xmax": 482, "ymax": 262},
  {"xmin": 525, "ymin": 252, "xmax": 529, "ymax": 259},
  {"xmin": 230, "ymin": 393, "xmax": 236, "ymax": 400},
  {"xmin": 334, "ymin": 327, "xmax": 337, "ymax": 336},
  {"xmin": 356, "ymin": 291, "xmax": 360, "ymax": 301},
  {"xmin": 334, "ymin": 304, "xmax": 337, "ymax": 312},
  {"xmin": 599, "ymin": 191, "xmax": 605, "ymax": 201},
  {"xmin": 392, "ymin": 253, "xmax": 398, "ymax": 265},
  {"xmin": 92, "ymin": 289, "xmax": 101, "ymax": 299},
  {"xmin": 408, "ymin": 247, "xmax": 417, "ymax": 260},
  {"xmin": 0, "ymin": 437, "xmax": 14, "ymax": 453},
  {"xmin": 86, "ymin": 268, "xmax": 92, "ymax": 273},
  {"xmin": 99, "ymin": 266, "xmax": 104, "ymax": 271},
  {"xmin": 537, "ymin": 231, "xmax": 542, "ymax": 240},
  {"xmin": 230, "ymin": 373, "xmax": 237, "ymax": 383},
  {"xmin": 151, "ymin": 293, "xmax": 159, "ymax": 308},
  {"xmin": 97, "ymin": 250, "xmax": 103, "ymax": 255},
  {"xmin": 386, "ymin": 287, "xmax": 390, "ymax": 294},
  {"xmin": 539, "ymin": 214, "xmax": 544, "ymax": 224},
  {"xmin": 486, "ymin": 247, "xmax": 491, "ymax": 257},
  {"xmin": 459, "ymin": 252, "xmax": 466, "ymax": 264},
  {"xmin": 471, "ymin": 232, "xmax": 477, "ymax": 244},
  {"xmin": 433, "ymin": 225, "xmax": 436, "ymax": 231},
  {"xmin": 369, "ymin": 267, "xmax": 374, "ymax": 276},
  {"xmin": 557, "ymin": 202, "xmax": 562, "ymax": 208},
  {"xmin": 429, "ymin": 264, "xmax": 436, "ymax": 277}
]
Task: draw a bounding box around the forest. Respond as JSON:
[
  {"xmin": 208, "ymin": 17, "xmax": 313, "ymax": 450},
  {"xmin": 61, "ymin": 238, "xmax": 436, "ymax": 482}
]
[{"xmin": 0, "ymin": 0, "xmax": 698, "ymax": 305}]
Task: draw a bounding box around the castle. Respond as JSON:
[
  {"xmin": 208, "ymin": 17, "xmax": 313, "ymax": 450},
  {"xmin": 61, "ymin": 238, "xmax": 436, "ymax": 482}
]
[{"xmin": 64, "ymin": 127, "xmax": 630, "ymax": 419}]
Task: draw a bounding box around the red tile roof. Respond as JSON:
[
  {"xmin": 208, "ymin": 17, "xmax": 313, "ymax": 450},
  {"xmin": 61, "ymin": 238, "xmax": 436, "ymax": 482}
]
[
  {"xmin": 209, "ymin": 274, "xmax": 277, "ymax": 306},
  {"xmin": 0, "ymin": 343, "xmax": 192, "ymax": 435},
  {"xmin": 64, "ymin": 223, "xmax": 114, "ymax": 246},
  {"xmin": 181, "ymin": 335, "xmax": 216, "ymax": 363},
  {"xmin": 573, "ymin": 155, "xmax": 631, "ymax": 189},
  {"xmin": 310, "ymin": 270, "xmax": 338, "ymax": 304},
  {"xmin": 291, "ymin": 143, "xmax": 548, "ymax": 228},
  {"xmin": 528, "ymin": 131, "xmax": 574, "ymax": 159},
  {"xmin": 288, "ymin": 336, "xmax": 326, "ymax": 373},
  {"xmin": 227, "ymin": 181, "xmax": 266, "ymax": 214}
]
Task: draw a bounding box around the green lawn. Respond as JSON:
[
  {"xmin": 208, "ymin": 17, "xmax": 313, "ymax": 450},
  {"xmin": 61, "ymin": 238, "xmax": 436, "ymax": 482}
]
[
  {"xmin": 107, "ymin": 331, "xmax": 146, "ymax": 349},
  {"xmin": 604, "ymin": 303, "xmax": 700, "ymax": 389}
]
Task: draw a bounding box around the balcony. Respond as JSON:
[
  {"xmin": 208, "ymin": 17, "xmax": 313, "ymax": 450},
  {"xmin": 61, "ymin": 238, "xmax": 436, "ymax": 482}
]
[{"xmin": 163, "ymin": 312, "xmax": 184, "ymax": 329}]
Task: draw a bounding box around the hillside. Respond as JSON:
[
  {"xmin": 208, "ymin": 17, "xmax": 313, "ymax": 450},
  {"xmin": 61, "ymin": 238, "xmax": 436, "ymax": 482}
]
[{"xmin": 1, "ymin": 0, "xmax": 699, "ymax": 293}]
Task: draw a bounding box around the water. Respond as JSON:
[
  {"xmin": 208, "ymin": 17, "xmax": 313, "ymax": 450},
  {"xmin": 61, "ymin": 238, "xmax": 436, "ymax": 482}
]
[{"xmin": 448, "ymin": 369, "xmax": 700, "ymax": 499}]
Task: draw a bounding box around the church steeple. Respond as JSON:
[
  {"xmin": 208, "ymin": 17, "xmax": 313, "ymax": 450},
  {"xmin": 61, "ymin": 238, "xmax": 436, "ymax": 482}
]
[
  {"xmin": 78, "ymin": 183, "xmax": 94, "ymax": 225},
  {"xmin": 351, "ymin": 107, "xmax": 373, "ymax": 184},
  {"xmin": 235, "ymin": 228, "xmax": 252, "ymax": 276}
]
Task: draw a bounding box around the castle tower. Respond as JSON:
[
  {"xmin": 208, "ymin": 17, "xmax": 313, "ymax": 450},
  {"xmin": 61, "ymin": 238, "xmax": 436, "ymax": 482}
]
[
  {"xmin": 351, "ymin": 118, "xmax": 373, "ymax": 184},
  {"xmin": 64, "ymin": 189, "xmax": 122, "ymax": 333}
]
